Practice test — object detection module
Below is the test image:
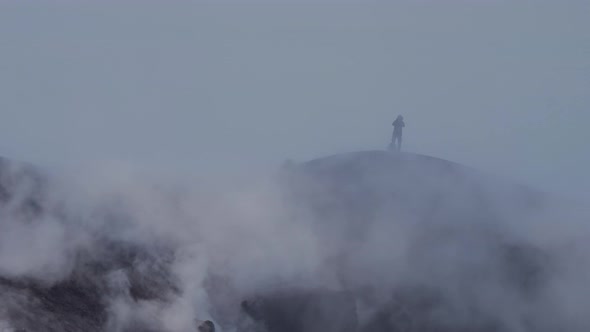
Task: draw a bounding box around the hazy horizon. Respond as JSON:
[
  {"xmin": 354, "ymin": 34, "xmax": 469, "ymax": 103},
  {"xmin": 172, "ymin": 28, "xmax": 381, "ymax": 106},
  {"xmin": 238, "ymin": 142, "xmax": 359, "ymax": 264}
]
[
  {"xmin": 0, "ymin": 1, "xmax": 588, "ymax": 196},
  {"xmin": 1, "ymin": 3, "xmax": 590, "ymax": 330}
]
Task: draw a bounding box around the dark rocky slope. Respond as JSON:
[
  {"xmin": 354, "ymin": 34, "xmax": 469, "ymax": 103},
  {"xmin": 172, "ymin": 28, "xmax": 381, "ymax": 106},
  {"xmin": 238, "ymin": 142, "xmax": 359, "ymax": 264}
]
[{"xmin": 0, "ymin": 151, "xmax": 578, "ymax": 332}]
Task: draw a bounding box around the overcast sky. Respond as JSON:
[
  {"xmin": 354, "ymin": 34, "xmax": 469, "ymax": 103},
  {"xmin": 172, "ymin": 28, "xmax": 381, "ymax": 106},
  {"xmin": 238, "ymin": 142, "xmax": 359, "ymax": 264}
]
[{"xmin": 0, "ymin": 1, "xmax": 588, "ymax": 196}]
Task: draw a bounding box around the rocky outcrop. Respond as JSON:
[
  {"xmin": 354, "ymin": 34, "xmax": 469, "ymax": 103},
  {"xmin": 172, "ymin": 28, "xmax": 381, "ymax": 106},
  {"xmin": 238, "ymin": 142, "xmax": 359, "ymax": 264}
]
[{"xmin": 0, "ymin": 151, "xmax": 573, "ymax": 331}]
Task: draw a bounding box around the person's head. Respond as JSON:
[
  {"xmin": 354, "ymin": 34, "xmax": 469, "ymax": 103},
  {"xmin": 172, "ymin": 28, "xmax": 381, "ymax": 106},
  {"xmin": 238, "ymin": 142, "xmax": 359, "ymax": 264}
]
[{"xmin": 396, "ymin": 115, "xmax": 403, "ymax": 121}]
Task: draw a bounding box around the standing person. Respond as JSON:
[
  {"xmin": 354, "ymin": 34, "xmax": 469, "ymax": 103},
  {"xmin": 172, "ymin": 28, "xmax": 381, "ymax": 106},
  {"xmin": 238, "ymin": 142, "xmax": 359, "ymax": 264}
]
[{"xmin": 390, "ymin": 115, "xmax": 405, "ymax": 151}]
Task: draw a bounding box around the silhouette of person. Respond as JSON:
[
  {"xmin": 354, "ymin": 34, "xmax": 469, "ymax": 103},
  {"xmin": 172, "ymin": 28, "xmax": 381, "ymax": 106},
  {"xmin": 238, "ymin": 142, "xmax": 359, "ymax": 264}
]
[{"xmin": 390, "ymin": 115, "xmax": 405, "ymax": 151}]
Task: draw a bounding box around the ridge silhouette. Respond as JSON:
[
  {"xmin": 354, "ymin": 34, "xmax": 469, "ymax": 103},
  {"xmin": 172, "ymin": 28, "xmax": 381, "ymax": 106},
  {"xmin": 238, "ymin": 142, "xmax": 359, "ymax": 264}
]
[{"xmin": 0, "ymin": 152, "xmax": 559, "ymax": 332}]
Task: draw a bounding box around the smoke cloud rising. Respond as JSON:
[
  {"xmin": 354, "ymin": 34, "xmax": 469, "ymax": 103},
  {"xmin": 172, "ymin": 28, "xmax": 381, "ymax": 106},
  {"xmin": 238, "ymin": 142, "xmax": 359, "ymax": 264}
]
[
  {"xmin": 0, "ymin": 2, "xmax": 588, "ymax": 331},
  {"xmin": 0, "ymin": 151, "xmax": 588, "ymax": 332}
]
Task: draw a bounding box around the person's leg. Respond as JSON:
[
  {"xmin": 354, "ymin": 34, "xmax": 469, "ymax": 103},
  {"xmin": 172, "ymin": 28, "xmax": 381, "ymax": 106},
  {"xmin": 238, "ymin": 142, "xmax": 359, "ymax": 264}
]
[
  {"xmin": 389, "ymin": 132, "xmax": 396, "ymax": 151},
  {"xmin": 397, "ymin": 135, "xmax": 402, "ymax": 151}
]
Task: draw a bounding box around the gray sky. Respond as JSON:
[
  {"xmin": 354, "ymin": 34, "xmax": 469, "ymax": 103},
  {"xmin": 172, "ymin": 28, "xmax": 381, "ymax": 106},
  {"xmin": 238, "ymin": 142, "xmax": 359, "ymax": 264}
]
[{"xmin": 0, "ymin": 1, "xmax": 588, "ymax": 196}]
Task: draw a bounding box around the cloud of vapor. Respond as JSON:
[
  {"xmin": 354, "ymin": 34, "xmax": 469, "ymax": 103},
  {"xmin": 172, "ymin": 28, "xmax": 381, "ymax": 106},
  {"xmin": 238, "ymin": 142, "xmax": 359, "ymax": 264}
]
[{"xmin": 0, "ymin": 151, "xmax": 589, "ymax": 332}]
